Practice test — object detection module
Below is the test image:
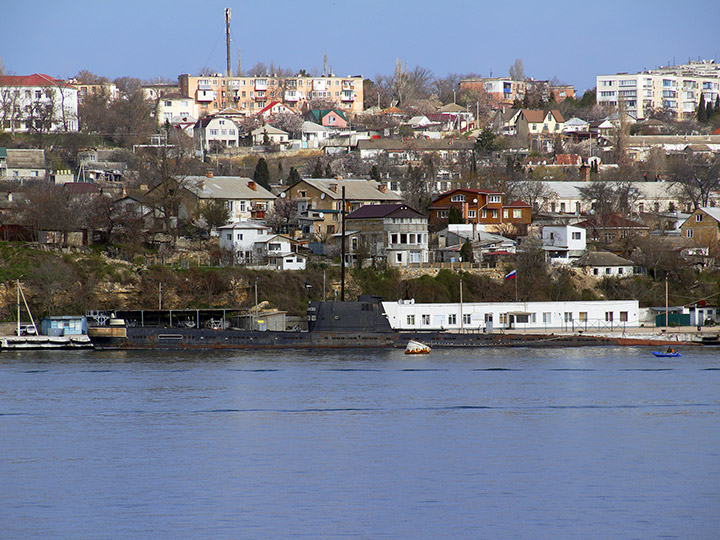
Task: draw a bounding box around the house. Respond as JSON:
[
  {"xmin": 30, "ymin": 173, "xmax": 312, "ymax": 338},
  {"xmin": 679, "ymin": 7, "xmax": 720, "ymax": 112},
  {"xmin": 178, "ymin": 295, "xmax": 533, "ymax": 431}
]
[
  {"xmin": 680, "ymin": 207, "xmax": 720, "ymax": 246},
  {"xmin": 284, "ymin": 178, "xmax": 403, "ymax": 239},
  {"xmin": 251, "ymin": 124, "xmax": 289, "ymax": 146},
  {"xmin": 460, "ymin": 77, "xmax": 526, "ymax": 108},
  {"xmin": 542, "ymin": 225, "xmax": 586, "ymax": 264},
  {"xmin": 39, "ymin": 315, "xmax": 87, "ymax": 336},
  {"xmin": 357, "ymin": 138, "xmax": 476, "ymax": 165},
  {"xmin": 515, "ymin": 109, "xmax": 565, "ymax": 152},
  {"xmin": 77, "ymin": 148, "xmax": 128, "ymax": 183},
  {"xmin": 156, "ymin": 94, "xmax": 199, "ymax": 126},
  {"xmin": 428, "ymin": 188, "xmax": 531, "ymax": 232},
  {"xmin": 491, "ymin": 108, "xmax": 521, "ymax": 135},
  {"xmin": 194, "ymin": 116, "xmax": 240, "ymax": 154},
  {"xmin": 183, "ymin": 175, "xmax": 276, "ymax": 222},
  {"xmin": 574, "ymin": 251, "xmax": 635, "ymax": 278},
  {"xmin": 218, "ymin": 221, "xmax": 273, "ymax": 263},
  {"xmin": 253, "ymin": 234, "xmax": 306, "ymax": 270},
  {"xmin": 257, "ymin": 101, "xmax": 295, "ymax": 120},
  {"xmin": 0, "ymin": 73, "xmax": 79, "ymax": 132},
  {"xmin": 435, "ymin": 224, "xmax": 517, "ymax": 263},
  {"xmin": 563, "ymin": 117, "xmax": 589, "ymax": 133},
  {"xmin": 301, "ymin": 121, "xmax": 331, "ymax": 148},
  {"xmin": 344, "ymin": 203, "xmax": 429, "ymax": 267},
  {"xmin": 309, "ymin": 109, "xmax": 348, "ymax": 129},
  {"xmin": 575, "ymin": 214, "xmax": 650, "ymax": 243},
  {"xmin": 0, "ymin": 148, "xmax": 46, "ymax": 180}
]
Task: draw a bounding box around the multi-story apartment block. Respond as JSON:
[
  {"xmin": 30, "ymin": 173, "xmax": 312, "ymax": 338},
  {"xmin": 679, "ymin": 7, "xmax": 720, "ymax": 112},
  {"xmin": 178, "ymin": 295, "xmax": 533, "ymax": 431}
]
[
  {"xmin": 460, "ymin": 77, "xmax": 525, "ymax": 108},
  {"xmin": 178, "ymin": 73, "xmax": 364, "ymax": 118},
  {"xmin": 0, "ymin": 74, "xmax": 79, "ymax": 132},
  {"xmin": 597, "ymin": 60, "xmax": 720, "ymax": 120}
]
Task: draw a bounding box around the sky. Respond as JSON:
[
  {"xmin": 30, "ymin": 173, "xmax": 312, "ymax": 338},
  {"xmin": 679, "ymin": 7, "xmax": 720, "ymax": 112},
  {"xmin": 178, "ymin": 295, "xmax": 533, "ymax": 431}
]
[{"xmin": 2, "ymin": 0, "xmax": 720, "ymax": 95}]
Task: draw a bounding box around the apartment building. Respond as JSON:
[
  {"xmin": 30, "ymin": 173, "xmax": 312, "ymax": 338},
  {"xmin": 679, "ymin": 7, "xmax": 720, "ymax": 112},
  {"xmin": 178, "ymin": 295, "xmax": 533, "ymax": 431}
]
[
  {"xmin": 460, "ymin": 77, "xmax": 525, "ymax": 107},
  {"xmin": 0, "ymin": 73, "xmax": 79, "ymax": 132},
  {"xmin": 178, "ymin": 73, "xmax": 364, "ymax": 118},
  {"xmin": 597, "ymin": 60, "xmax": 720, "ymax": 120}
]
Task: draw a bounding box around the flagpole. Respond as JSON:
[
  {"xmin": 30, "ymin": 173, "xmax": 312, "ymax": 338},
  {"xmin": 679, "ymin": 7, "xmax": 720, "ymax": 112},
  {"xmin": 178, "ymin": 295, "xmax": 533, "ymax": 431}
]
[{"xmin": 515, "ymin": 272, "xmax": 518, "ymax": 302}]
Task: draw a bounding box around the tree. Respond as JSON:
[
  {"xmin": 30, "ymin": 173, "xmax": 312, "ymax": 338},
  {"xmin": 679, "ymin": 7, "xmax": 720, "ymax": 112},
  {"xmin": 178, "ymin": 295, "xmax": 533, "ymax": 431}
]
[
  {"xmin": 200, "ymin": 199, "xmax": 231, "ymax": 233},
  {"xmin": 460, "ymin": 239, "xmax": 474, "ymax": 263},
  {"xmin": 253, "ymin": 158, "xmax": 271, "ymax": 189},
  {"xmin": 697, "ymin": 93, "xmax": 707, "ymax": 123},
  {"xmin": 23, "ymin": 88, "xmax": 57, "ymax": 147},
  {"xmin": 272, "ymin": 111, "xmax": 303, "ymax": 138},
  {"xmin": 388, "ymin": 59, "xmax": 434, "ymax": 106},
  {"xmin": 509, "ymin": 59, "xmax": 525, "ymax": 81},
  {"xmin": 287, "ymin": 166, "xmax": 301, "ymax": 185},
  {"xmin": 311, "ymin": 158, "xmax": 324, "ymax": 178},
  {"xmin": 448, "ymin": 206, "xmax": 465, "ymax": 224},
  {"xmin": 475, "ymin": 127, "xmax": 496, "ymax": 154},
  {"xmin": 325, "ymin": 163, "xmax": 333, "ymax": 177},
  {"xmin": 266, "ymin": 196, "xmax": 299, "ymax": 234},
  {"xmin": 369, "ymin": 165, "xmax": 381, "ymax": 181},
  {"xmin": 670, "ymin": 154, "xmax": 720, "ymax": 210},
  {"xmin": 516, "ymin": 180, "xmax": 557, "ymax": 218}
]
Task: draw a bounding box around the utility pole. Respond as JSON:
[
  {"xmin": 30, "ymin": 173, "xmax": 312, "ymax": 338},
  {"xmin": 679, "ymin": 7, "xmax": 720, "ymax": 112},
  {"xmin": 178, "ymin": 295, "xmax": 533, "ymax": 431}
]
[
  {"xmin": 225, "ymin": 8, "xmax": 232, "ymax": 77},
  {"xmin": 341, "ymin": 186, "xmax": 346, "ymax": 301}
]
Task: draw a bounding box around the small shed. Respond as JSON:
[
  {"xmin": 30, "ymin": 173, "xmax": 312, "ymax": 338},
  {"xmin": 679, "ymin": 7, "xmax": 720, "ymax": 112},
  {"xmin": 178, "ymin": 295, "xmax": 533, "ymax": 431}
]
[{"xmin": 39, "ymin": 315, "xmax": 88, "ymax": 336}]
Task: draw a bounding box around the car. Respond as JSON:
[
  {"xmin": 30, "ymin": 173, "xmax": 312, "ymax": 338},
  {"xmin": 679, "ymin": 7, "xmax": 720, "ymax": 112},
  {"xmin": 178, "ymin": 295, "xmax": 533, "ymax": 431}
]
[{"xmin": 14, "ymin": 325, "xmax": 37, "ymax": 336}]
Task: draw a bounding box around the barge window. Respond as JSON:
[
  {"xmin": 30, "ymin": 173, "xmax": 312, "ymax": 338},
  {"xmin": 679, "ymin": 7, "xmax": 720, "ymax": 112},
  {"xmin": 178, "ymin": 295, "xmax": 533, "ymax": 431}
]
[{"xmin": 407, "ymin": 315, "xmax": 415, "ymax": 325}]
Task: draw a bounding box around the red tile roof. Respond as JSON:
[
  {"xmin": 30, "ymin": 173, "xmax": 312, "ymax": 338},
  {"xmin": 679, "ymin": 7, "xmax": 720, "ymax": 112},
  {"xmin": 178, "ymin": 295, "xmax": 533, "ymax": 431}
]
[
  {"xmin": 506, "ymin": 200, "xmax": 531, "ymax": 208},
  {"xmin": 0, "ymin": 73, "xmax": 72, "ymax": 87},
  {"xmin": 346, "ymin": 203, "xmax": 424, "ymax": 219}
]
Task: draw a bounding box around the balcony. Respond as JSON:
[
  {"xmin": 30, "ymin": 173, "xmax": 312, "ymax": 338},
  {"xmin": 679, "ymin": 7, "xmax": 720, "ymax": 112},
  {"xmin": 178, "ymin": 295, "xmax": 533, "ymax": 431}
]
[
  {"xmin": 254, "ymin": 79, "xmax": 268, "ymax": 90},
  {"xmin": 342, "ymin": 80, "xmax": 354, "ymax": 90},
  {"xmin": 341, "ymin": 91, "xmax": 355, "ymax": 102},
  {"xmin": 285, "ymin": 90, "xmax": 301, "ymax": 102},
  {"xmin": 197, "ymin": 80, "xmax": 212, "ymax": 90},
  {"xmin": 255, "ymin": 91, "xmax": 266, "ymax": 100},
  {"xmin": 196, "ymin": 89, "xmax": 215, "ymax": 102}
]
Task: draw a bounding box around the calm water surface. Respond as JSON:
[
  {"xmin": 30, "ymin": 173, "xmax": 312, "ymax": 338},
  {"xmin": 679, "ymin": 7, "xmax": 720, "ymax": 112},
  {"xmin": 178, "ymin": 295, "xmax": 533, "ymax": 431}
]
[{"xmin": 1, "ymin": 346, "xmax": 719, "ymax": 539}]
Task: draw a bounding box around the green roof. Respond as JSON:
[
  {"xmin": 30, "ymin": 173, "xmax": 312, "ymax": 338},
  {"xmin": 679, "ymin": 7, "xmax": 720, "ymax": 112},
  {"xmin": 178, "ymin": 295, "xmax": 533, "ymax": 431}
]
[
  {"xmin": 0, "ymin": 147, "xmax": 7, "ymax": 159},
  {"xmin": 310, "ymin": 109, "xmax": 347, "ymax": 122}
]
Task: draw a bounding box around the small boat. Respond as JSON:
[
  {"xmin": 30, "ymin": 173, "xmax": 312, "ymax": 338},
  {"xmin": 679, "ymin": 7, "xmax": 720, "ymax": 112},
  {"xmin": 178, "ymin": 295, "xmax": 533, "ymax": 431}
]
[
  {"xmin": 405, "ymin": 340, "xmax": 431, "ymax": 354},
  {"xmin": 652, "ymin": 351, "xmax": 682, "ymax": 357}
]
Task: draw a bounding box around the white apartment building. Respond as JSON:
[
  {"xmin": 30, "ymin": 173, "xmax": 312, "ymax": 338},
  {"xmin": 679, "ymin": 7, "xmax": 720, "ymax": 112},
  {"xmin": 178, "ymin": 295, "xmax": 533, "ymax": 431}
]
[
  {"xmin": 178, "ymin": 73, "xmax": 363, "ymax": 118},
  {"xmin": 218, "ymin": 221, "xmax": 272, "ymax": 263},
  {"xmin": 382, "ymin": 300, "xmax": 639, "ymax": 332},
  {"xmin": 542, "ymin": 225, "xmax": 586, "ymax": 264},
  {"xmin": 597, "ymin": 60, "xmax": 720, "ymax": 120},
  {"xmin": 0, "ymin": 73, "xmax": 79, "ymax": 132},
  {"xmin": 156, "ymin": 95, "xmax": 199, "ymax": 125}
]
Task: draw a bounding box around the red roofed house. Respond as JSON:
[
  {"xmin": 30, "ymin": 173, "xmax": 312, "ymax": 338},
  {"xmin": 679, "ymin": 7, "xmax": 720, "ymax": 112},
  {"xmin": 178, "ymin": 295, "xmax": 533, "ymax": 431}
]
[
  {"xmin": 0, "ymin": 73, "xmax": 79, "ymax": 132},
  {"xmin": 343, "ymin": 203, "xmax": 429, "ymax": 267},
  {"xmin": 429, "ymin": 189, "xmax": 531, "ymax": 232},
  {"xmin": 257, "ymin": 101, "xmax": 295, "ymax": 120}
]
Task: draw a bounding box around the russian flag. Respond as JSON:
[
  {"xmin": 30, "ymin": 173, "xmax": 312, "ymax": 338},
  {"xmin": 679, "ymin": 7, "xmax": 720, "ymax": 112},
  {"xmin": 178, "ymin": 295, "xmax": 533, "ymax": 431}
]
[{"xmin": 505, "ymin": 269, "xmax": 517, "ymax": 280}]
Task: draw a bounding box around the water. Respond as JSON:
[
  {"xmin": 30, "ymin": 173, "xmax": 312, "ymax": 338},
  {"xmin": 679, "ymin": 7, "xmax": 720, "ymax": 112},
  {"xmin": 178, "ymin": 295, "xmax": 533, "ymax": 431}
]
[{"xmin": 1, "ymin": 346, "xmax": 719, "ymax": 539}]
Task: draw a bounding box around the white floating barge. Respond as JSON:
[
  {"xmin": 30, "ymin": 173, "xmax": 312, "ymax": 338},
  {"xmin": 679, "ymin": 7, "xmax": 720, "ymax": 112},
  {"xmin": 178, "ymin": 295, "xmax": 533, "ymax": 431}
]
[{"xmin": 0, "ymin": 335, "xmax": 93, "ymax": 350}]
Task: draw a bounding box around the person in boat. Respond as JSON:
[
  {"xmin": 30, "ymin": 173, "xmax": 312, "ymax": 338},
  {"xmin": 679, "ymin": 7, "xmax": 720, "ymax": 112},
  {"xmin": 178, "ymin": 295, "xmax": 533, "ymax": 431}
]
[{"xmin": 666, "ymin": 347, "xmax": 675, "ymax": 354}]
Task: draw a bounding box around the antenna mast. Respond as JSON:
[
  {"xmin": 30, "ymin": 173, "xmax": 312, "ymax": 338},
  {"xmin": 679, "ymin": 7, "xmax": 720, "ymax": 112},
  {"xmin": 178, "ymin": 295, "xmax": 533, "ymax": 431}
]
[{"xmin": 225, "ymin": 8, "xmax": 232, "ymax": 77}]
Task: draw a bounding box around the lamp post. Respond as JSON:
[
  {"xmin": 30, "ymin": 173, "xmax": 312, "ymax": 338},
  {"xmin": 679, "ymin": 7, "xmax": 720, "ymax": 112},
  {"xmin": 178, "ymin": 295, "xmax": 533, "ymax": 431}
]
[{"xmin": 459, "ymin": 277, "xmax": 464, "ymax": 333}]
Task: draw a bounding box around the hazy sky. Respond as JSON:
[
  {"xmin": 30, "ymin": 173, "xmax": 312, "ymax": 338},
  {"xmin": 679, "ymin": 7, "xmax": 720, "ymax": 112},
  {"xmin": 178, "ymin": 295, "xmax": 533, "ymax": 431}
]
[{"xmin": 3, "ymin": 0, "xmax": 719, "ymax": 94}]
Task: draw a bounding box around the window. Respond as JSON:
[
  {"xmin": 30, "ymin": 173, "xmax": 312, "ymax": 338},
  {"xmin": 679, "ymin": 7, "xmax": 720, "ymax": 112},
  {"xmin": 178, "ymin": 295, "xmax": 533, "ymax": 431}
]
[
  {"xmin": 513, "ymin": 209, "xmax": 521, "ymax": 218},
  {"xmin": 407, "ymin": 315, "xmax": 415, "ymax": 325},
  {"xmin": 236, "ymin": 233, "xmax": 243, "ymax": 240},
  {"xmin": 422, "ymin": 314, "xmax": 430, "ymax": 325},
  {"xmin": 396, "ymin": 253, "xmax": 402, "ymax": 263},
  {"xmin": 489, "ymin": 195, "xmax": 501, "ymax": 203},
  {"xmin": 468, "ymin": 210, "xmax": 476, "ymax": 218},
  {"xmin": 696, "ymin": 214, "xmax": 703, "ymax": 222},
  {"xmin": 463, "ymin": 313, "xmax": 471, "ymax": 325},
  {"xmin": 579, "ymin": 312, "xmax": 588, "ymax": 322},
  {"xmin": 226, "ymin": 234, "xmax": 231, "ymax": 240},
  {"xmin": 572, "ymin": 232, "xmax": 581, "ymax": 240},
  {"xmin": 448, "ymin": 314, "xmax": 457, "ymax": 325},
  {"xmin": 451, "ymin": 194, "xmax": 465, "ymax": 202},
  {"xmin": 543, "ymin": 312, "xmax": 552, "ymax": 323},
  {"xmin": 564, "ymin": 312, "xmax": 573, "ymax": 322},
  {"xmin": 35, "ymin": 90, "xmax": 42, "ymax": 99},
  {"xmin": 503, "ymin": 209, "xmax": 509, "ymax": 218},
  {"xmin": 492, "ymin": 209, "xmax": 498, "ymax": 218},
  {"xmin": 605, "ymin": 268, "xmax": 611, "ymax": 275},
  {"xmin": 605, "ymin": 312, "xmax": 614, "ymax": 322},
  {"xmin": 620, "ymin": 311, "xmax": 628, "ymax": 322},
  {"xmin": 481, "ymin": 210, "xmax": 487, "ymax": 218}
]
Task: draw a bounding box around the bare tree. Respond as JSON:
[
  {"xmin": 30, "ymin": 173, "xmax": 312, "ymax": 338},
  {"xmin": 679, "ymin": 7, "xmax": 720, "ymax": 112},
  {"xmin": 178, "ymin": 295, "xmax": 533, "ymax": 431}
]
[
  {"xmin": 670, "ymin": 154, "xmax": 720, "ymax": 210},
  {"xmin": 271, "ymin": 111, "xmax": 303, "ymax": 138},
  {"xmin": 266, "ymin": 196, "xmax": 299, "ymax": 234},
  {"xmin": 516, "ymin": 181, "xmax": 557, "ymax": 218},
  {"xmin": 509, "ymin": 59, "xmax": 525, "ymax": 81}
]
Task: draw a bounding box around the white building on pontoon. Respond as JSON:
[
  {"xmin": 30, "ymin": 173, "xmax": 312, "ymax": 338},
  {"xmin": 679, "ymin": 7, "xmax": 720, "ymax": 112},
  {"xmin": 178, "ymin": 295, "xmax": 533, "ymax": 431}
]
[{"xmin": 381, "ymin": 300, "xmax": 639, "ymax": 332}]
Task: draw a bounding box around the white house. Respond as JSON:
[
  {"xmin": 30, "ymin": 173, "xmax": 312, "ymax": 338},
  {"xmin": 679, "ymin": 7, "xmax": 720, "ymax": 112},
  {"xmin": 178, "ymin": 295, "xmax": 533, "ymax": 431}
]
[
  {"xmin": 382, "ymin": 299, "xmax": 640, "ymax": 332},
  {"xmin": 194, "ymin": 116, "xmax": 240, "ymax": 154},
  {"xmin": 251, "ymin": 124, "xmax": 289, "ymax": 146},
  {"xmin": 156, "ymin": 94, "xmax": 199, "ymax": 126},
  {"xmin": 563, "ymin": 117, "xmax": 589, "ymax": 133},
  {"xmin": 253, "ymin": 234, "xmax": 306, "ymax": 271},
  {"xmin": 542, "ymin": 225, "xmax": 586, "ymax": 264},
  {"xmin": 218, "ymin": 221, "xmax": 272, "ymax": 263},
  {"xmin": 301, "ymin": 121, "xmax": 330, "ymax": 148},
  {"xmin": 0, "ymin": 73, "xmax": 79, "ymax": 133},
  {"xmin": 573, "ymin": 251, "xmax": 635, "ymax": 278},
  {"xmin": 184, "ymin": 176, "xmax": 276, "ymax": 222}
]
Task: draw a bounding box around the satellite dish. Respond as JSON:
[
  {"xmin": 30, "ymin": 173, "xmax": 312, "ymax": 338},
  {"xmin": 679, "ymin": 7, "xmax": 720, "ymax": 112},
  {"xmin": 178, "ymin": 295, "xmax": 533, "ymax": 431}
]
[
  {"xmin": 321, "ymin": 193, "xmax": 326, "ymax": 199},
  {"xmin": 280, "ymin": 192, "xmax": 286, "ymax": 198},
  {"xmin": 319, "ymin": 213, "xmax": 324, "ymax": 219},
  {"xmin": 473, "ymin": 198, "xmax": 478, "ymax": 203}
]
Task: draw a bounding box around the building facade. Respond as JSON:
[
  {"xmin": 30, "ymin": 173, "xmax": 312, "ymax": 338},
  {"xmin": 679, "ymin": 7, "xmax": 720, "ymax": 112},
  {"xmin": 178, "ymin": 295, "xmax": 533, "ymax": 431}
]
[
  {"xmin": 597, "ymin": 60, "xmax": 720, "ymax": 120},
  {"xmin": 0, "ymin": 73, "xmax": 79, "ymax": 132},
  {"xmin": 178, "ymin": 73, "xmax": 363, "ymax": 118},
  {"xmin": 429, "ymin": 188, "xmax": 532, "ymax": 231}
]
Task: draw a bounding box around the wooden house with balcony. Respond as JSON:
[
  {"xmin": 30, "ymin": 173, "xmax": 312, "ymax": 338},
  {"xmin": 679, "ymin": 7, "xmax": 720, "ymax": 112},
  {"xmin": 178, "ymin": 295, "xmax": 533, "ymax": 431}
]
[{"xmin": 429, "ymin": 189, "xmax": 531, "ymax": 232}]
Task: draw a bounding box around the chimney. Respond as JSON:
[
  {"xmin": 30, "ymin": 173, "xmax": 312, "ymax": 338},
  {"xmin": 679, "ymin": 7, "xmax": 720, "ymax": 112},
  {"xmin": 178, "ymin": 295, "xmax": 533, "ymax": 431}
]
[
  {"xmin": 329, "ymin": 183, "xmax": 338, "ymax": 193},
  {"xmin": 247, "ymin": 180, "xmax": 257, "ymax": 191},
  {"xmin": 378, "ymin": 184, "xmax": 387, "ymax": 193},
  {"xmin": 206, "ymin": 170, "xmax": 214, "ymax": 178},
  {"xmin": 199, "ymin": 179, "xmax": 206, "ymax": 190},
  {"xmin": 335, "ymin": 175, "xmax": 343, "ymax": 180}
]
